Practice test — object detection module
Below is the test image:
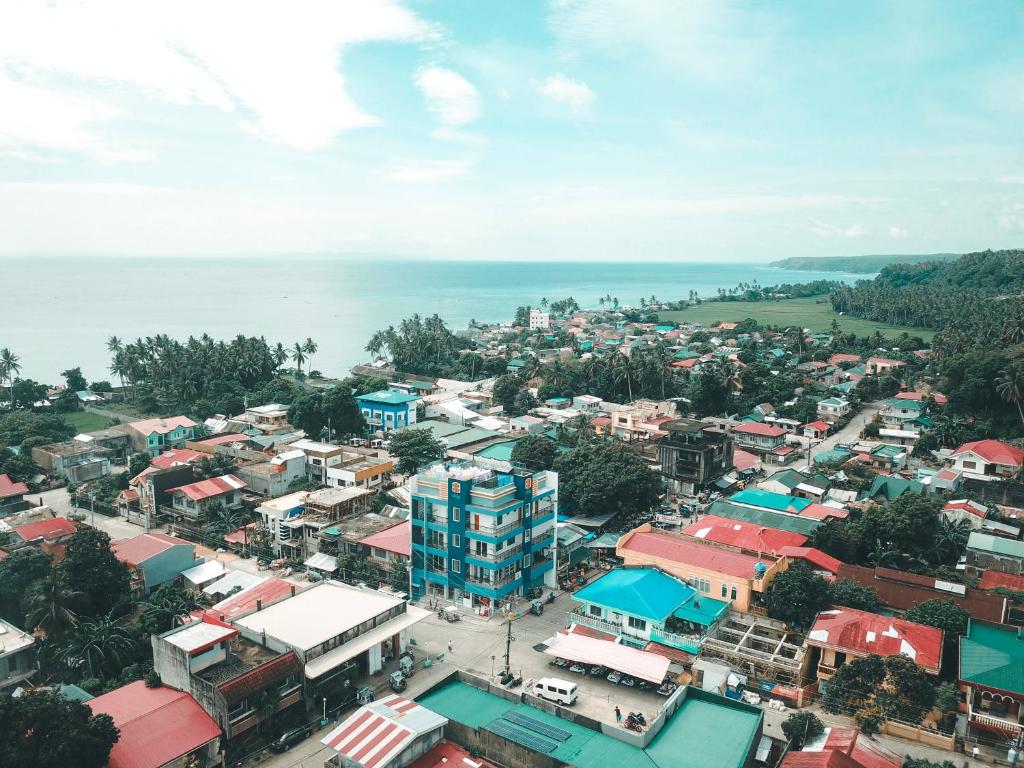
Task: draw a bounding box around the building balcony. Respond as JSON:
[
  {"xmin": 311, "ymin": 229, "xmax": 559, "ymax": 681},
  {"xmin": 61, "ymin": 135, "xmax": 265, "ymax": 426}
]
[
  {"xmin": 467, "ymin": 519, "xmax": 523, "ymax": 539},
  {"xmin": 969, "ymin": 709, "xmax": 1023, "ymax": 735},
  {"xmin": 467, "ymin": 571, "xmax": 519, "ymax": 590},
  {"xmin": 468, "ymin": 542, "xmax": 523, "ymax": 563},
  {"xmin": 648, "ymin": 627, "xmax": 704, "ymax": 654},
  {"xmin": 568, "ymin": 609, "xmax": 623, "ymax": 638},
  {"xmin": 816, "ymin": 661, "xmax": 840, "ymax": 680}
]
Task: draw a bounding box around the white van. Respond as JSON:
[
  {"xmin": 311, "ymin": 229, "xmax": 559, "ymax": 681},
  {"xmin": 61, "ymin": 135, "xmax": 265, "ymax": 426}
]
[{"xmin": 533, "ymin": 677, "xmax": 578, "ymax": 706}]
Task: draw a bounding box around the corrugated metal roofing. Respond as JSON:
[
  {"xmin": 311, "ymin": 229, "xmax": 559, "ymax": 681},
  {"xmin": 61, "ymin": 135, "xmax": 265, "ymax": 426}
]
[
  {"xmin": 573, "ymin": 567, "xmax": 694, "ymax": 623},
  {"xmin": 959, "ymin": 621, "xmax": 1024, "ymax": 695}
]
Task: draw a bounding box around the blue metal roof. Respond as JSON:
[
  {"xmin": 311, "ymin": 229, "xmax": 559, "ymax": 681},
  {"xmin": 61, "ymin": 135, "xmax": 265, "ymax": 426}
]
[
  {"xmin": 356, "ymin": 389, "xmax": 420, "ymax": 405},
  {"xmin": 573, "ymin": 567, "xmax": 694, "ymax": 623},
  {"xmin": 730, "ymin": 488, "xmax": 812, "ymax": 513}
]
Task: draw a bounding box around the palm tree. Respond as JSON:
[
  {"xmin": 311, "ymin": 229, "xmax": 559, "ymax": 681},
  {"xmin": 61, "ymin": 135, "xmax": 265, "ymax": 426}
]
[
  {"xmin": 933, "ymin": 517, "xmax": 970, "ymax": 565},
  {"xmin": 609, "ymin": 351, "xmax": 637, "ymax": 402},
  {"xmin": 61, "ymin": 615, "xmax": 136, "ymax": 680},
  {"xmin": 0, "ymin": 347, "xmax": 21, "ymax": 408},
  {"xmin": 290, "ymin": 342, "xmax": 307, "ymax": 374},
  {"xmin": 303, "ymin": 337, "xmax": 318, "ymax": 374},
  {"xmin": 996, "ymin": 366, "xmax": 1024, "ymax": 429},
  {"xmin": 272, "ymin": 342, "xmax": 289, "ymax": 370},
  {"xmin": 106, "ymin": 336, "xmax": 123, "ymax": 355},
  {"xmin": 26, "ymin": 578, "xmax": 82, "ymax": 639}
]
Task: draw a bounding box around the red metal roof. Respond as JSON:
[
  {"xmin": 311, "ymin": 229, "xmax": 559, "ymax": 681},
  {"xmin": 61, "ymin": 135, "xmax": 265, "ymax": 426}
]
[
  {"xmin": 223, "ymin": 522, "xmax": 257, "ymax": 545},
  {"xmin": 322, "ymin": 695, "xmax": 440, "ymax": 768},
  {"xmin": 942, "ymin": 499, "xmax": 988, "ymax": 519},
  {"xmin": 682, "ymin": 514, "xmax": 807, "ymax": 552},
  {"xmin": 86, "ymin": 681, "xmax": 221, "ymax": 768},
  {"xmin": 194, "ymin": 432, "xmax": 249, "ymax": 446},
  {"xmin": 359, "ymin": 520, "xmax": 410, "ymax": 557},
  {"xmin": 111, "ymin": 532, "xmax": 190, "ymax": 567},
  {"xmin": 619, "ymin": 527, "xmax": 773, "ymax": 579},
  {"xmin": 206, "ymin": 578, "xmax": 297, "ymax": 619},
  {"xmin": 150, "ymin": 448, "xmax": 203, "ymax": 469},
  {"xmin": 217, "ymin": 651, "xmax": 301, "ymax": 705},
  {"xmin": 978, "ymin": 570, "xmax": 1024, "ymax": 592},
  {"xmin": 952, "ymin": 439, "xmax": 1024, "ymax": 468},
  {"xmin": 782, "ymin": 729, "xmax": 900, "ymax": 768},
  {"xmin": 168, "ymin": 474, "xmax": 245, "ymax": 502},
  {"xmin": 807, "ymin": 607, "xmax": 943, "ymax": 674},
  {"xmin": 800, "ymin": 503, "xmax": 848, "ymax": 521},
  {"xmin": 13, "ymin": 516, "xmax": 77, "ymax": 542},
  {"xmin": 734, "ymin": 422, "xmax": 786, "ymax": 437},
  {"xmin": 643, "ymin": 640, "xmax": 694, "ymax": 664},
  {"xmin": 0, "ymin": 473, "xmax": 29, "ymax": 499},
  {"xmin": 778, "ymin": 546, "xmax": 842, "ymax": 575},
  {"xmin": 408, "ymin": 740, "xmax": 496, "ymax": 768},
  {"xmin": 732, "ymin": 449, "xmax": 759, "ymax": 471},
  {"xmin": 802, "ymin": 420, "xmax": 829, "ymax": 432},
  {"xmin": 564, "ymin": 624, "xmax": 618, "ymax": 641},
  {"xmin": 828, "ymin": 353, "xmax": 862, "ymax": 365}
]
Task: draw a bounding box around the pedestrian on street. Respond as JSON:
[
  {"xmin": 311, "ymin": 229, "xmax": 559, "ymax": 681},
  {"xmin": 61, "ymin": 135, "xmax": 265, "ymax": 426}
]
[
  {"xmin": 448, "ymin": 640, "xmax": 454, "ymax": 655},
  {"xmin": 615, "ymin": 706, "xmax": 621, "ymax": 723}
]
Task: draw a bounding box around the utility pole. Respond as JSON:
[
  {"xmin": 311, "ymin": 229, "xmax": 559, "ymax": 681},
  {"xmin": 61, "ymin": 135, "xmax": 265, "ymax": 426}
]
[{"xmin": 502, "ymin": 613, "xmax": 516, "ymax": 678}]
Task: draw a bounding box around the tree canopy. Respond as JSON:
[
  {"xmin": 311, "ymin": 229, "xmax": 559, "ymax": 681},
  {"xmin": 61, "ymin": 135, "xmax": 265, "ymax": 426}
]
[
  {"xmin": 0, "ymin": 690, "xmax": 119, "ymax": 768},
  {"xmin": 510, "ymin": 435, "xmax": 558, "ymax": 471},
  {"xmin": 764, "ymin": 564, "xmax": 833, "ymax": 630},
  {"xmin": 56, "ymin": 528, "xmax": 131, "ymax": 618},
  {"xmin": 552, "ymin": 440, "xmax": 661, "ymax": 520},
  {"xmin": 903, "ymin": 599, "xmax": 969, "ymax": 639},
  {"xmin": 386, "ymin": 429, "xmax": 447, "ymax": 476},
  {"xmin": 287, "ymin": 385, "xmax": 364, "ymax": 439}
]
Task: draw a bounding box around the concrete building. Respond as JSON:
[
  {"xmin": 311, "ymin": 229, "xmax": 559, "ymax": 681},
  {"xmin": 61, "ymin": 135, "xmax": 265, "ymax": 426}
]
[
  {"xmin": 0, "ymin": 474, "xmax": 30, "ymax": 515},
  {"xmin": 321, "ymin": 694, "xmax": 447, "ymax": 768},
  {"xmin": 357, "ymin": 390, "xmax": 420, "ymax": 433},
  {"xmin": 125, "ymin": 415, "xmax": 198, "ymax": 457},
  {"xmin": 152, "ymin": 615, "xmax": 304, "ymax": 744},
  {"xmin": 815, "ymin": 397, "xmax": 851, "ymax": 421},
  {"xmin": 965, "ymin": 531, "xmax": 1024, "ymax": 578},
  {"xmin": 111, "ymin": 532, "xmax": 202, "ymax": 595},
  {"xmin": 231, "ymin": 580, "xmax": 430, "ymax": 700},
  {"xmin": 168, "ymin": 474, "xmax": 246, "ymax": 520},
  {"xmin": 31, "ymin": 440, "xmax": 113, "ymax": 482},
  {"xmin": 0, "ymin": 619, "xmax": 35, "ymax": 692},
  {"xmin": 959, "ymin": 620, "xmax": 1024, "ymax": 740},
  {"xmin": 409, "ymin": 463, "xmax": 558, "ymax": 606},
  {"xmin": 948, "ymin": 439, "xmax": 1024, "ymax": 481},
  {"xmin": 324, "ymin": 452, "xmax": 395, "ymax": 491},
  {"xmin": 256, "ymin": 490, "xmax": 310, "ymax": 557},
  {"xmin": 730, "ymin": 422, "xmax": 788, "ymax": 460},
  {"xmin": 617, "ymin": 524, "xmax": 785, "ymax": 614},
  {"xmin": 87, "ymin": 681, "xmax": 222, "ymax": 768},
  {"xmin": 656, "ymin": 418, "xmax": 734, "ymax": 494},
  {"xmin": 568, "ymin": 566, "xmax": 729, "ymax": 655},
  {"xmin": 528, "ymin": 308, "xmax": 551, "ymax": 330},
  {"xmin": 235, "ymin": 449, "xmax": 306, "ymax": 496},
  {"xmin": 242, "ymin": 403, "xmax": 291, "ymax": 433}
]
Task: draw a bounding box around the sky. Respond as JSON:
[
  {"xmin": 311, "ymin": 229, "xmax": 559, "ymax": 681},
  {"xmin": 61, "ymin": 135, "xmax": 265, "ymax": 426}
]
[{"xmin": 0, "ymin": 0, "xmax": 1022, "ymax": 262}]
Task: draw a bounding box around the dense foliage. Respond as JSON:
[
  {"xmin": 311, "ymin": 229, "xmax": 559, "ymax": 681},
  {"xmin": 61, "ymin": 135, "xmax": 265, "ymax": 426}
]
[
  {"xmin": 553, "ymin": 441, "xmax": 661, "ymax": 521},
  {"xmin": 0, "ymin": 689, "xmax": 119, "ymax": 768},
  {"xmin": 386, "ymin": 428, "xmax": 447, "ymax": 475},
  {"xmin": 287, "ymin": 385, "xmax": 364, "ymax": 439},
  {"xmin": 822, "ymin": 653, "xmax": 936, "ymax": 727},
  {"xmin": 781, "ymin": 711, "xmax": 824, "ymax": 749},
  {"xmin": 510, "ymin": 435, "xmax": 558, "ymax": 471}
]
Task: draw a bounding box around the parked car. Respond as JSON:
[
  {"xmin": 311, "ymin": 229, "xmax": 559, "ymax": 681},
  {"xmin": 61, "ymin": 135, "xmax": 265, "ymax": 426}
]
[{"xmin": 270, "ymin": 724, "xmax": 312, "ymax": 753}]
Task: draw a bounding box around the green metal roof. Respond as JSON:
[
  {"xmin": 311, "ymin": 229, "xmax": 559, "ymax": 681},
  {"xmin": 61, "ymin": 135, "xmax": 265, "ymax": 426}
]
[
  {"xmin": 672, "ymin": 594, "xmax": 729, "ymax": 626},
  {"xmin": 865, "ymin": 475, "xmax": 925, "ymax": 501},
  {"xmin": 706, "ymin": 500, "xmax": 820, "ymax": 534},
  {"xmin": 445, "ymin": 427, "xmax": 501, "ymax": 449},
  {"xmin": 730, "ymin": 488, "xmax": 812, "ymax": 513},
  {"xmin": 815, "ymin": 447, "xmax": 853, "ymax": 464},
  {"xmin": 418, "ymin": 681, "xmax": 760, "ymax": 768},
  {"xmin": 767, "ymin": 469, "xmax": 804, "ymax": 490},
  {"xmin": 573, "ymin": 567, "xmax": 694, "ymax": 623},
  {"xmin": 356, "ymin": 389, "xmax": 420, "ymax": 405},
  {"xmin": 473, "ymin": 440, "xmax": 519, "ymax": 461},
  {"xmin": 885, "ymin": 397, "xmax": 926, "ymax": 410},
  {"xmin": 402, "ymin": 420, "xmax": 473, "ymax": 437},
  {"xmin": 959, "ymin": 622, "xmax": 1024, "ymax": 696},
  {"xmin": 967, "ymin": 532, "xmax": 1024, "ymax": 559}
]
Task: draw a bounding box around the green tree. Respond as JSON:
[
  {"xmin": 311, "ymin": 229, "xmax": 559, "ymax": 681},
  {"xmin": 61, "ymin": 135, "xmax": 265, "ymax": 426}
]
[
  {"xmin": 877, "ymin": 654, "xmax": 936, "ymax": 722},
  {"xmin": 61, "ymin": 367, "xmax": 89, "ymax": 393},
  {"xmin": 0, "ymin": 688, "xmax": 118, "ymax": 768},
  {"xmin": 552, "ymin": 441, "xmax": 661, "ymax": 520},
  {"xmin": 142, "ymin": 584, "xmax": 208, "ymax": 634},
  {"xmin": 290, "ymin": 342, "xmax": 307, "ymax": 374},
  {"xmin": 386, "ymin": 429, "xmax": 447, "ymax": 475},
  {"xmin": 56, "ymin": 528, "xmax": 131, "ymax": 618},
  {"xmin": 0, "ymin": 348, "xmax": 23, "ymax": 408},
  {"xmin": 388, "ymin": 560, "xmax": 410, "ymax": 595},
  {"xmin": 11, "ymin": 378, "xmax": 47, "ymax": 410},
  {"xmin": 903, "ymin": 599, "xmax": 969, "ymax": 639},
  {"xmin": 61, "ymin": 615, "xmax": 136, "ymax": 680},
  {"xmin": 510, "ymin": 435, "xmax": 558, "ymax": 471},
  {"xmin": 200, "ymin": 501, "xmax": 247, "ymax": 545},
  {"xmin": 492, "ymin": 374, "xmax": 522, "ymax": 413},
  {"xmin": 0, "ymin": 411, "xmax": 74, "ymax": 446},
  {"xmin": 828, "ymin": 579, "xmax": 884, "ymax": 613},
  {"xmin": 26, "ymin": 576, "xmax": 82, "ymax": 639},
  {"xmin": 781, "ymin": 711, "xmax": 824, "ymax": 749},
  {"xmin": 128, "ymin": 452, "xmax": 151, "ymax": 478},
  {"xmin": 764, "ymin": 563, "xmax": 832, "ymax": 630},
  {"xmin": 822, "ymin": 653, "xmax": 887, "ymax": 716},
  {"xmin": 0, "ymin": 547, "xmax": 51, "ymax": 625}
]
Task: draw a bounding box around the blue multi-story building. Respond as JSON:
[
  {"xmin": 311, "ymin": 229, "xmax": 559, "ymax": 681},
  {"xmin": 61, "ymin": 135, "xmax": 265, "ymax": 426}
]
[
  {"xmin": 356, "ymin": 390, "xmax": 420, "ymax": 432},
  {"xmin": 409, "ymin": 463, "xmax": 558, "ymax": 607}
]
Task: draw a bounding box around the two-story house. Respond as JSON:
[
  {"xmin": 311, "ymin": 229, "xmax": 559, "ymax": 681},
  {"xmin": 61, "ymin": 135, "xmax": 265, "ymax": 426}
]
[
  {"xmin": 959, "ymin": 620, "xmax": 1024, "ymax": 740},
  {"xmin": 125, "ymin": 416, "xmax": 198, "ymax": 457},
  {"xmin": 167, "ymin": 475, "xmax": 246, "ymax": 520},
  {"xmin": 111, "ymin": 532, "xmax": 202, "ymax": 595},
  {"xmin": 0, "ymin": 473, "xmax": 29, "ymax": 515},
  {"xmin": 816, "ymin": 397, "xmax": 851, "ymax": 422},
  {"xmin": 568, "ymin": 566, "xmax": 728, "ymax": 654},
  {"xmin": 152, "ymin": 615, "xmax": 304, "ymax": 745},
  {"xmin": 357, "ymin": 390, "xmax": 420, "ymax": 433},
  {"xmin": 730, "ymin": 422, "xmax": 789, "ymax": 463},
  {"xmin": 0, "ymin": 619, "xmax": 35, "ymax": 692},
  {"xmin": 965, "ymin": 531, "xmax": 1024, "ymax": 579},
  {"xmin": 235, "ymin": 450, "xmax": 307, "ymax": 497},
  {"xmin": 948, "ymin": 440, "xmax": 1024, "ymax": 482}
]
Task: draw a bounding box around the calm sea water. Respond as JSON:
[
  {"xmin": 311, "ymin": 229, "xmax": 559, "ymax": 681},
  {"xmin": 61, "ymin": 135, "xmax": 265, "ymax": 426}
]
[{"xmin": 0, "ymin": 256, "xmax": 865, "ymax": 383}]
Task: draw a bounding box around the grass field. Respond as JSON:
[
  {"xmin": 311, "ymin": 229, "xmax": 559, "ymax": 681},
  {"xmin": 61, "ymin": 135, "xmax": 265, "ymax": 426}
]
[
  {"xmin": 658, "ymin": 296, "xmax": 935, "ymax": 340},
  {"xmin": 63, "ymin": 410, "xmax": 116, "ymax": 433}
]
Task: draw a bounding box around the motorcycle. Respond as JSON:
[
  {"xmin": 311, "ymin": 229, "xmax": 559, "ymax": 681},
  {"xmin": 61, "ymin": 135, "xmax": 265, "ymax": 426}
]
[
  {"xmin": 624, "ymin": 714, "xmax": 644, "ymax": 732},
  {"xmin": 545, "ymin": 591, "xmax": 556, "ymax": 605},
  {"xmin": 628, "ymin": 712, "xmax": 647, "ymax": 727}
]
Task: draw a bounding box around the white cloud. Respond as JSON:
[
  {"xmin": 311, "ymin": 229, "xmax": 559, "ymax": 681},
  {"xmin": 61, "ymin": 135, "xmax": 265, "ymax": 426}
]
[
  {"xmin": 998, "ymin": 204, "xmax": 1024, "ymax": 232},
  {"xmin": 995, "ymin": 175, "xmax": 1024, "ymax": 184},
  {"xmin": 414, "ymin": 67, "xmax": 481, "ymax": 128},
  {"xmin": 809, "ymin": 217, "xmax": 869, "ymax": 238},
  {"xmin": 536, "ymin": 192, "xmax": 884, "ymax": 219},
  {"xmin": 384, "ymin": 158, "xmax": 472, "ymax": 183},
  {"xmin": 888, "ymin": 226, "xmax": 909, "ymax": 238},
  {"xmin": 537, "ymin": 73, "xmax": 596, "ymax": 113},
  {"xmin": 0, "ymin": 0, "xmax": 440, "ymax": 155}
]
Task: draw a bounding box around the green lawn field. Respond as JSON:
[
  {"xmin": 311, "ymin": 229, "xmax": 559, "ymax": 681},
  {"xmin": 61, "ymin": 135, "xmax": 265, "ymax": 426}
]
[
  {"xmin": 658, "ymin": 296, "xmax": 935, "ymax": 340},
  {"xmin": 63, "ymin": 410, "xmax": 116, "ymax": 433}
]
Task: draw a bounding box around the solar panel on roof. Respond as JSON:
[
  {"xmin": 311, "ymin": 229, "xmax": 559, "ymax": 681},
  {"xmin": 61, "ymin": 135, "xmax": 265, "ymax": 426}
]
[
  {"xmin": 486, "ymin": 721, "xmax": 558, "ymax": 753},
  {"xmin": 504, "ymin": 711, "xmax": 572, "ymax": 742}
]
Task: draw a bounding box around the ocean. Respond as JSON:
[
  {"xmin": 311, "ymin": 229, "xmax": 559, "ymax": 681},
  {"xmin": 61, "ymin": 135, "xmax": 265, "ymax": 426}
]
[{"xmin": 0, "ymin": 256, "xmax": 866, "ymax": 384}]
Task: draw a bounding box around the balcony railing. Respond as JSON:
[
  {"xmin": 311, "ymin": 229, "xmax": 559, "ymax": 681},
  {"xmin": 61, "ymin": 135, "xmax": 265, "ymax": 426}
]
[
  {"xmin": 817, "ymin": 662, "xmax": 840, "ymax": 679},
  {"xmin": 569, "ymin": 609, "xmax": 623, "ymax": 637},
  {"xmin": 648, "ymin": 628, "xmax": 703, "ymax": 653},
  {"xmin": 467, "ymin": 571, "xmax": 519, "ymax": 589},
  {"xmin": 469, "ymin": 542, "xmax": 523, "ymax": 563},
  {"xmin": 970, "ymin": 711, "xmax": 1023, "ymax": 734},
  {"xmin": 469, "ymin": 519, "xmax": 523, "ymax": 539}
]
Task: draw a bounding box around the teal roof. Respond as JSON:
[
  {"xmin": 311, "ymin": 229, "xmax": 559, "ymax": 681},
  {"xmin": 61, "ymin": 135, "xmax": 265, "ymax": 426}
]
[
  {"xmin": 814, "ymin": 447, "xmax": 853, "ymax": 464},
  {"xmin": 872, "ymin": 444, "xmax": 906, "ymax": 458},
  {"xmin": 418, "ymin": 681, "xmax": 761, "ymax": 768},
  {"xmin": 473, "ymin": 440, "xmax": 519, "ymax": 461},
  {"xmin": 706, "ymin": 500, "xmax": 821, "ymax": 534},
  {"xmin": 356, "ymin": 389, "xmax": 419, "ymax": 405},
  {"xmin": 573, "ymin": 567, "xmax": 694, "ymax": 623},
  {"xmin": 674, "ymin": 349, "xmax": 699, "ymax": 360},
  {"xmin": 818, "ymin": 397, "xmax": 846, "ymax": 407},
  {"xmin": 847, "ymin": 365, "xmax": 866, "ymax": 376},
  {"xmin": 57, "ymin": 683, "xmax": 94, "ymax": 702},
  {"xmin": 730, "ymin": 488, "xmax": 812, "ymax": 513},
  {"xmin": 967, "ymin": 532, "xmax": 1024, "ymax": 559},
  {"xmin": 767, "ymin": 468, "xmax": 804, "ymax": 490},
  {"xmin": 960, "ymin": 622, "xmax": 1024, "ymax": 695},
  {"xmin": 865, "ymin": 475, "xmax": 925, "ymax": 501},
  {"xmin": 655, "ymin": 325, "xmax": 675, "ymax": 333},
  {"xmin": 672, "ymin": 595, "xmax": 729, "ymax": 626},
  {"xmin": 403, "ymin": 420, "xmax": 471, "ymax": 437},
  {"xmin": 444, "ymin": 427, "xmax": 500, "ymax": 449},
  {"xmin": 768, "ymin": 348, "xmax": 786, "ymax": 358}
]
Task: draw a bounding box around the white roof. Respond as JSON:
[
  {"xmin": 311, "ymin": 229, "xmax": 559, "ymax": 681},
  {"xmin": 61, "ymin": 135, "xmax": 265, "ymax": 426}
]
[
  {"xmin": 248, "ymin": 403, "xmax": 288, "ymax": 414},
  {"xmin": 234, "ymin": 580, "xmax": 407, "ymax": 652},
  {"xmin": 305, "ymin": 605, "xmax": 430, "ymax": 679},
  {"xmin": 290, "ymin": 438, "xmax": 344, "ymax": 454},
  {"xmin": 257, "ymin": 490, "xmax": 310, "ymax": 513},
  {"xmin": 181, "ymin": 560, "xmax": 226, "ymax": 586},
  {"xmin": 304, "ymin": 552, "xmax": 338, "ymax": 572},
  {"xmin": 165, "ymin": 620, "xmax": 236, "ymax": 653},
  {"xmin": 272, "ymin": 449, "xmax": 307, "ymax": 464},
  {"xmin": 321, "ymin": 694, "xmax": 447, "ymax": 763},
  {"xmin": 204, "ymin": 570, "xmax": 264, "ymax": 597},
  {"xmin": 544, "ymin": 631, "xmax": 670, "ymax": 684},
  {"xmin": 0, "ymin": 619, "xmax": 34, "ymax": 656}
]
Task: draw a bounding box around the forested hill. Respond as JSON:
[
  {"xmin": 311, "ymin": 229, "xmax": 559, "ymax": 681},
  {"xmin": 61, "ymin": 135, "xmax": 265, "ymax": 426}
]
[
  {"xmin": 769, "ymin": 253, "xmax": 958, "ymax": 273},
  {"xmin": 829, "ymin": 249, "xmax": 1024, "ymax": 354}
]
